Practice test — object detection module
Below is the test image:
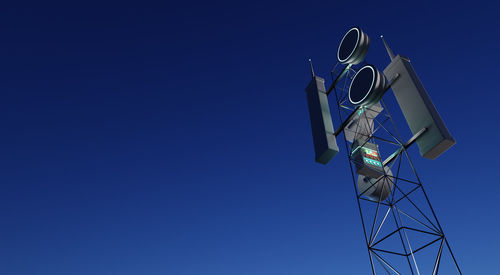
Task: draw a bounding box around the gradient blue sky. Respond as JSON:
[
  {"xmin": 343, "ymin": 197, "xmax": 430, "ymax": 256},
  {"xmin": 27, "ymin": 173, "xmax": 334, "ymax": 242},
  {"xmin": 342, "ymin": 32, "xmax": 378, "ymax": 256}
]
[{"xmin": 0, "ymin": 1, "xmax": 498, "ymax": 274}]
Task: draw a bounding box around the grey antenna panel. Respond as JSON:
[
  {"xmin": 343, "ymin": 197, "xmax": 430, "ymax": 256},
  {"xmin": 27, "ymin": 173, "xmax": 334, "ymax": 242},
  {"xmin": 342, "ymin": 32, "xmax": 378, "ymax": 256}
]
[
  {"xmin": 383, "ymin": 55, "xmax": 455, "ymax": 159},
  {"xmin": 305, "ymin": 76, "xmax": 339, "ymax": 164}
]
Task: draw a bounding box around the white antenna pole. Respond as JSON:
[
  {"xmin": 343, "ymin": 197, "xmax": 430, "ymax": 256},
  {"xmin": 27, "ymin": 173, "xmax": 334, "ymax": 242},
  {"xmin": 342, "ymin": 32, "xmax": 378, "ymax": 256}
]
[
  {"xmin": 308, "ymin": 59, "xmax": 315, "ymax": 78},
  {"xmin": 380, "ymin": 35, "xmax": 395, "ymax": 61}
]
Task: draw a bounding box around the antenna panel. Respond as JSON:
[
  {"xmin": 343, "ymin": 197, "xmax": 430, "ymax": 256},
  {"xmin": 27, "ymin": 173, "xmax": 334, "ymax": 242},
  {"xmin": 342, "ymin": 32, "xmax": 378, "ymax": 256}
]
[
  {"xmin": 305, "ymin": 76, "xmax": 339, "ymax": 164},
  {"xmin": 383, "ymin": 55, "xmax": 455, "ymax": 159}
]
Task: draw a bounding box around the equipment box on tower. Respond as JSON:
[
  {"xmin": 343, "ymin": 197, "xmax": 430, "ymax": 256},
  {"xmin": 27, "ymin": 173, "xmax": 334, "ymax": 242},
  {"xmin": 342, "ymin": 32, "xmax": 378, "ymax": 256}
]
[{"xmin": 351, "ymin": 140, "xmax": 384, "ymax": 179}]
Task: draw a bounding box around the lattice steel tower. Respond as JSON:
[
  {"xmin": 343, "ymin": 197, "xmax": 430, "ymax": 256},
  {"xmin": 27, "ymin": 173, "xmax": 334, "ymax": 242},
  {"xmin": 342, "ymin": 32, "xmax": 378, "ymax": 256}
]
[{"xmin": 304, "ymin": 27, "xmax": 461, "ymax": 274}]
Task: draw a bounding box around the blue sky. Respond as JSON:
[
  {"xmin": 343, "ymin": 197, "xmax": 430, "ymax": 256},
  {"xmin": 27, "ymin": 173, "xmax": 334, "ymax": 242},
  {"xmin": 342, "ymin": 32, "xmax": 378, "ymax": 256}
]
[{"xmin": 0, "ymin": 1, "xmax": 498, "ymax": 274}]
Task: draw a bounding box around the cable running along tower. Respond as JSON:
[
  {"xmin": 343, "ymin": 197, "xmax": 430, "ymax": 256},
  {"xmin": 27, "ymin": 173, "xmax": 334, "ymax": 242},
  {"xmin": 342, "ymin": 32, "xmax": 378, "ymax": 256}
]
[{"xmin": 304, "ymin": 27, "xmax": 461, "ymax": 274}]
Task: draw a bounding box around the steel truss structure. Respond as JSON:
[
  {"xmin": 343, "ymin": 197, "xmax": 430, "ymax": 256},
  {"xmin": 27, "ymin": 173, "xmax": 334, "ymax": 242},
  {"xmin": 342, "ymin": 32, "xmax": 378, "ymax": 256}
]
[{"xmin": 329, "ymin": 63, "xmax": 462, "ymax": 274}]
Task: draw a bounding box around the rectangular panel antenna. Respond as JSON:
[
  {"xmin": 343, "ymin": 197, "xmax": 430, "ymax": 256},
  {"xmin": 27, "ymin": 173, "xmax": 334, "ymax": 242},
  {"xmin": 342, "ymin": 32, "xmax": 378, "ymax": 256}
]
[
  {"xmin": 305, "ymin": 75, "xmax": 339, "ymax": 164},
  {"xmin": 383, "ymin": 55, "xmax": 455, "ymax": 159}
]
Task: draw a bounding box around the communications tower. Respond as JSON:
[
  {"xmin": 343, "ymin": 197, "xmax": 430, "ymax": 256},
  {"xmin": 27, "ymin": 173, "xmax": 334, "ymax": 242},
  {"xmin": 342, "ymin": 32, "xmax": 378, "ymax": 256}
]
[{"xmin": 305, "ymin": 27, "xmax": 461, "ymax": 274}]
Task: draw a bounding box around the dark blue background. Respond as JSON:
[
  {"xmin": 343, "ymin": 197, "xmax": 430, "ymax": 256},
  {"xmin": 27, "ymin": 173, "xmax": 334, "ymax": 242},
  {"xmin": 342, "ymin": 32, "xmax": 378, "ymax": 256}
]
[{"xmin": 0, "ymin": 1, "xmax": 497, "ymax": 274}]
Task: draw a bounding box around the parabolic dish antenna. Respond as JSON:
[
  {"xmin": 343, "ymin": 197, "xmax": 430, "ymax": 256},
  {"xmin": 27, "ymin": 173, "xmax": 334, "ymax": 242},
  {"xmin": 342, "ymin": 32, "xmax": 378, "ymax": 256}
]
[
  {"xmin": 337, "ymin": 27, "xmax": 370, "ymax": 65},
  {"xmin": 357, "ymin": 166, "xmax": 393, "ymax": 201},
  {"xmin": 348, "ymin": 64, "xmax": 386, "ymax": 107}
]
